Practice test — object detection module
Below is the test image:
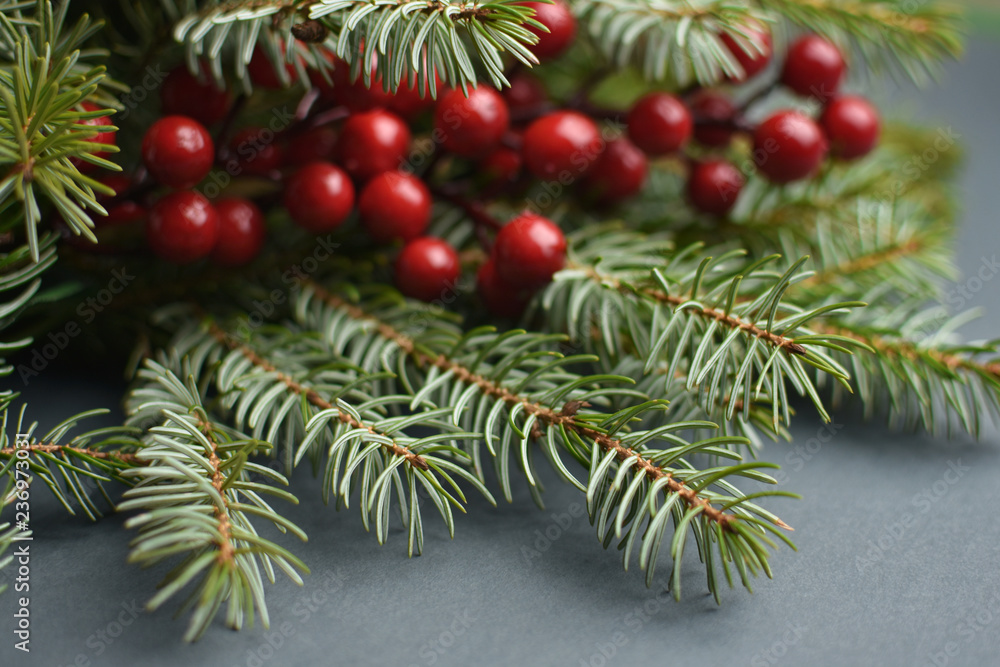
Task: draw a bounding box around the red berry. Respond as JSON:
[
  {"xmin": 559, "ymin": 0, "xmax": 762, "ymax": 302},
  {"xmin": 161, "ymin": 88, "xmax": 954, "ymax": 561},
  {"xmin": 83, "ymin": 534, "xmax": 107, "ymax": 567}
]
[
  {"xmin": 248, "ymin": 46, "xmax": 299, "ymax": 89},
  {"xmin": 721, "ymin": 24, "xmax": 773, "ymax": 82},
  {"xmin": 141, "ymin": 116, "xmax": 214, "ymax": 189},
  {"xmin": 285, "ymin": 126, "xmax": 339, "ymax": 166},
  {"xmin": 627, "ymin": 93, "xmax": 692, "ymax": 156},
  {"xmin": 493, "ymin": 213, "xmax": 566, "ymax": 288},
  {"xmin": 388, "ymin": 72, "xmax": 443, "ymax": 119},
  {"xmin": 689, "ymin": 90, "xmax": 737, "ymax": 148},
  {"xmin": 146, "ymin": 191, "xmax": 219, "ymax": 263},
  {"xmin": 820, "ymin": 96, "xmax": 881, "ymax": 160},
  {"xmin": 522, "ymin": 111, "xmax": 602, "ymax": 180},
  {"xmin": 434, "ymin": 86, "xmax": 510, "ymax": 158},
  {"xmin": 338, "ymin": 109, "xmax": 411, "ymax": 181},
  {"xmin": 503, "ymin": 73, "xmax": 548, "ymax": 116},
  {"xmin": 753, "ymin": 110, "xmax": 828, "ymax": 183},
  {"xmin": 477, "ymin": 258, "xmax": 534, "ymax": 318},
  {"xmin": 687, "ymin": 160, "xmax": 745, "ymax": 215},
  {"xmin": 582, "ymin": 137, "xmax": 648, "ymax": 203},
  {"xmin": 359, "ymin": 171, "xmax": 432, "ymax": 243},
  {"xmin": 284, "ymin": 161, "xmax": 355, "ymax": 233},
  {"xmin": 479, "ymin": 147, "xmax": 522, "ymax": 183},
  {"xmin": 211, "ymin": 198, "xmax": 266, "ymax": 266},
  {"xmin": 229, "ymin": 127, "xmax": 284, "ymax": 176},
  {"xmin": 395, "ymin": 237, "xmax": 461, "ymax": 302},
  {"xmin": 782, "ymin": 35, "xmax": 845, "ymax": 102},
  {"xmin": 324, "ymin": 58, "xmax": 393, "ymax": 112},
  {"xmin": 160, "ymin": 64, "xmax": 231, "ymax": 126},
  {"xmin": 521, "ymin": 0, "xmax": 576, "ymax": 61},
  {"xmin": 72, "ymin": 102, "xmax": 116, "ymax": 172}
]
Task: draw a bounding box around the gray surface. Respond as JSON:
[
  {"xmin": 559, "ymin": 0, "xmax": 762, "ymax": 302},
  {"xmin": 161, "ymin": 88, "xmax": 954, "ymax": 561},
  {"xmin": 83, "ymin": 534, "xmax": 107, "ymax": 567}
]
[{"xmin": 4, "ymin": 39, "xmax": 1000, "ymax": 667}]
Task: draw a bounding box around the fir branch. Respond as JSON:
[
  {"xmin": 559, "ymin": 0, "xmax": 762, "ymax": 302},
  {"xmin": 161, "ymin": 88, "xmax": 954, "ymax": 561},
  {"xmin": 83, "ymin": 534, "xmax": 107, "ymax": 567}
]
[{"xmin": 122, "ymin": 359, "xmax": 309, "ymax": 642}]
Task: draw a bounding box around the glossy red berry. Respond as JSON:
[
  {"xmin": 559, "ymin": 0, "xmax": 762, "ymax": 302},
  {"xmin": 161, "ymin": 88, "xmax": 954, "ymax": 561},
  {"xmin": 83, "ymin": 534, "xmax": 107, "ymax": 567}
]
[
  {"xmin": 582, "ymin": 137, "xmax": 648, "ymax": 203},
  {"xmin": 479, "ymin": 147, "xmax": 522, "ymax": 184},
  {"xmin": 687, "ymin": 160, "xmax": 745, "ymax": 215},
  {"xmin": 782, "ymin": 35, "xmax": 845, "ymax": 102},
  {"xmin": 493, "ymin": 213, "xmax": 566, "ymax": 288},
  {"xmin": 72, "ymin": 102, "xmax": 116, "ymax": 172},
  {"xmin": 338, "ymin": 110, "xmax": 411, "ymax": 181},
  {"xmin": 434, "ymin": 86, "xmax": 510, "ymax": 158},
  {"xmin": 820, "ymin": 96, "xmax": 881, "ymax": 160},
  {"xmin": 502, "ymin": 73, "xmax": 548, "ymax": 116},
  {"xmin": 753, "ymin": 110, "xmax": 828, "ymax": 183},
  {"xmin": 211, "ymin": 198, "xmax": 266, "ymax": 266},
  {"xmin": 285, "ymin": 126, "xmax": 339, "ymax": 166},
  {"xmin": 284, "ymin": 161, "xmax": 355, "ymax": 233},
  {"xmin": 721, "ymin": 24, "xmax": 773, "ymax": 81},
  {"xmin": 521, "ymin": 0, "xmax": 576, "ymax": 61},
  {"xmin": 522, "ymin": 111, "xmax": 602, "ymax": 180},
  {"xmin": 477, "ymin": 258, "xmax": 534, "ymax": 319},
  {"xmin": 146, "ymin": 190, "xmax": 219, "ymax": 263},
  {"xmin": 689, "ymin": 90, "xmax": 737, "ymax": 148},
  {"xmin": 359, "ymin": 171, "xmax": 432, "ymax": 243},
  {"xmin": 141, "ymin": 116, "xmax": 214, "ymax": 189},
  {"xmin": 627, "ymin": 93, "xmax": 692, "ymax": 156},
  {"xmin": 229, "ymin": 127, "xmax": 284, "ymax": 176},
  {"xmin": 248, "ymin": 46, "xmax": 299, "ymax": 89},
  {"xmin": 160, "ymin": 64, "xmax": 230, "ymax": 126},
  {"xmin": 395, "ymin": 237, "xmax": 461, "ymax": 302}
]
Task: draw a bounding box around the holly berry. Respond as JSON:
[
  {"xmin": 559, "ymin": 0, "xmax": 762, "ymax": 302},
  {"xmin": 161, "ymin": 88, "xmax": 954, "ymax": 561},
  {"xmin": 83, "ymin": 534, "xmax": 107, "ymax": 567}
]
[
  {"xmin": 782, "ymin": 35, "xmax": 845, "ymax": 102},
  {"xmin": 522, "ymin": 111, "xmax": 602, "ymax": 180},
  {"xmin": 141, "ymin": 116, "xmax": 214, "ymax": 189},
  {"xmin": 161, "ymin": 64, "xmax": 231, "ymax": 126},
  {"xmin": 753, "ymin": 110, "xmax": 828, "ymax": 183},
  {"xmin": 359, "ymin": 171, "xmax": 432, "ymax": 243},
  {"xmin": 229, "ymin": 127, "xmax": 284, "ymax": 176},
  {"xmin": 146, "ymin": 190, "xmax": 219, "ymax": 263},
  {"xmin": 503, "ymin": 72, "xmax": 548, "ymax": 116},
  {"xmin": 687, "ymin": 160, "xmax": 745, "ymax": 215},
  {"xmin": 721, "ymin": 24, "xmax": 773, "ymax": 82},
  {"xmin": 689, "ymin": 90, "xmax": 737, "ymax": 148},
  {"xmin": 627, "ymin": 93, "xmax": 692, "ymax": 157},
  {"xmin": 434, "ymin": 86, "xmax": 510, "ymax": 158},
  {"xmin": 211, "ymin": 198, "xmax": 266, "ymax": 267},
  {"xmin": 248, "ymin": 46, "xmax": 299, "ymax": 89},
  {"xmin": 285, "ymin": 126, "xmax": 339, "ymax": 166},
  {"xmin": 582, "ymin": 137, "xmax": 648, "ymax": 203},
  {"xmin": 521, "ymin": 0, "xmax": 576, "ymax": 61},
  {"xmin": 493, "ymin": 213, "xmax": 566, "ymax": 288},
  {"xmin": 284, "ymin": 161, "xmax": 356, "ymax": 233},
  {"xmin": 479, "ymin": 147, "xmax": 522, "ymax": 184},
  {"xmin": 394, "ymin": 237, "xmax": 461, "ymax": 302},
  {"xmin": 477, "ymin": 258, "xmax": 534, "ymax": 318},
  {"xmin": 820, "ymin": 96, "xmax": 881, "ymax": 160},
  {"xmin": 72, "ymin": 102, "xmax": 116, "ymax": 172},
  {"xmin": 338, "ymin": 109, "xmax": 411, "ymax": 181}
]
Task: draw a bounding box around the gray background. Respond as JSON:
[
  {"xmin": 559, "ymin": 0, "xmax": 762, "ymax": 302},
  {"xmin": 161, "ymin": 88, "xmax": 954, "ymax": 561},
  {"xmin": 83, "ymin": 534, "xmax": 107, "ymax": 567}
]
[{"xmin": 3, "ymin": 36, "xmax": 1000, "ymax": 667}]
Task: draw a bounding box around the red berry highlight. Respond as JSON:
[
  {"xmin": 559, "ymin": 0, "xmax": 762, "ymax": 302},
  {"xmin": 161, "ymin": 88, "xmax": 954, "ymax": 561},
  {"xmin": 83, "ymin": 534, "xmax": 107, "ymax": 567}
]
[
  {"xmin": 627, "ymin": 93, "xmax": 692, "ymax": 157},
  {"xmin": 359, "ymin": 171, "xmax": 432, "ymax": 243},
  {"xmin": 395, "ymin": 237, "xmax": 461, "ymax": 302},
  {"xmin": 284, "ymin": 161, "xmax": 356, "ymax": 233},
  {"xmin": 146, "ymin": 191, "xmax": 219, "ymax": 263},
  {"xmin": 211, "ymin": 198, "xmax": 266, "ymax": 267},
  {"xmin": 687, "ymin": 160, "xmax": 745, "ymax": 215},
  {"xmin": 753, "ymin": 110, "xmax": 828, "ymax": 183},
  {"xmin": 820, "ymin": 96, "xmax": 881, "ymax": 160},
  {"xmin": 522, "ymin": 111, "xmax": 602, "ymax": 180},
  {"xmin": 338, "ymin": 109, "xmax": 411, "ymax": 181},
  {"xmin": 434, "ymin": 86, "xmax": 510, "ymax": 158},
  {"xmin": 521, "ymin": 0, "xmax": 577, "ymax": 61},
  {"xmin": 782, "ymin": 35, "xmax": 845, "ymax": 102},
  {"xmin": 141, "ymin": 116, "xmax": 214, "ymax": 189},
  {"xmin": 493, "ymin": 213, "xmax": 566, "ymax": 288}
]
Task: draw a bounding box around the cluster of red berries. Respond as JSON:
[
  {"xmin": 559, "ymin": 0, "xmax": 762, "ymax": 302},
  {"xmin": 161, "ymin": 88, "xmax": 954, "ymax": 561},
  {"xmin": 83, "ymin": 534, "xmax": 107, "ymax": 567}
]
[{"xmin": 67, "ymin": 1, "xmax": 882, "ymax": 319}]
